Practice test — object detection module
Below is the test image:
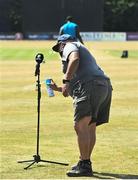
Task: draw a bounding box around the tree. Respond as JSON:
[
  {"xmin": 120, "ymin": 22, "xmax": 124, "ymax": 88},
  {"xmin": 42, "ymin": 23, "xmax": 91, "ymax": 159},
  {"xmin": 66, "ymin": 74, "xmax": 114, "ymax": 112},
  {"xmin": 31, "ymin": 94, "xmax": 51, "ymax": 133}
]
[
  {"xmin": 104, "ymin": 0, "xmax": 138, "ymax": 32},
  {"xmin": 9, "ymin": 0, "xmax": 23, "ymax": 32}
]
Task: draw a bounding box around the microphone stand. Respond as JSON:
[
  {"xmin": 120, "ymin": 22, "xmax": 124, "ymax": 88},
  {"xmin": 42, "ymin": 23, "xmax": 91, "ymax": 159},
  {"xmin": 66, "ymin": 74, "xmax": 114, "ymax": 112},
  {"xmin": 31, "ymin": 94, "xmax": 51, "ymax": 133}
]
[{"xmin": 18, "ymin": 60, "xmax": 68, "ymax": 169}]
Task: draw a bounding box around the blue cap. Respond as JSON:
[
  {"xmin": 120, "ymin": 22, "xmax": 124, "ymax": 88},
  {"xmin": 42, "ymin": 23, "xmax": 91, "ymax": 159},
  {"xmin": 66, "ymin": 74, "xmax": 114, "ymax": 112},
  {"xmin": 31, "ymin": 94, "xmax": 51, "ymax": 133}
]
[{"xmin": 52, "ymin": 34, "xmax": 75, "ymax": 52}]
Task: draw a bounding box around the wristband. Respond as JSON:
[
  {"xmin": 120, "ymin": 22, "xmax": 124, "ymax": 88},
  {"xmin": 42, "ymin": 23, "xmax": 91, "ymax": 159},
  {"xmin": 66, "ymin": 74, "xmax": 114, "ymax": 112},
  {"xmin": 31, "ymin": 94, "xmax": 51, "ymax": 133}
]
[{"xmin": 63, "ymin": 79, "xmax": 70, "ymax": 84}]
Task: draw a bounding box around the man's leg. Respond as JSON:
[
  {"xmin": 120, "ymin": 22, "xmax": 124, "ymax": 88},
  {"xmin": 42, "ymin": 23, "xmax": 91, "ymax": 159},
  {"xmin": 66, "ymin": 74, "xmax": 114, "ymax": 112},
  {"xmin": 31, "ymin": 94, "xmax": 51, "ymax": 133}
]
[
  {"xmin": 88, "ymin": 122, "xmax": 96, "ymax": 158},
  {"xmin": 67, "ymin": 116, "xmax": 94, "ymax": 176},
  {"xmin": 74, "ymin": 116, "xmax": 91, "ymax": 160},
  {"xmin": 74, "ymin": 117, "xmax": 96, "ymax": 160}
]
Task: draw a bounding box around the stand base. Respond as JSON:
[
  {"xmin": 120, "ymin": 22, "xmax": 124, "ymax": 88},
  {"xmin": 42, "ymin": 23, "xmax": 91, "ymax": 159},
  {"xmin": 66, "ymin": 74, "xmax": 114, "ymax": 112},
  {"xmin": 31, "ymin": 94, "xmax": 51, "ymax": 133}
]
[{"xmin": 18, "ymin": 155, "xmax": 69, "ymax": 170}]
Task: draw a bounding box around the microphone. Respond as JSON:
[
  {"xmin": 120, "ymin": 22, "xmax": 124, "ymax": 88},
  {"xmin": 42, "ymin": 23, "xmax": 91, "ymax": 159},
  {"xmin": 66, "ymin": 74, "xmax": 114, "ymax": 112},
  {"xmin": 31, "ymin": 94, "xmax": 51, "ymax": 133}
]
[
  {"xmin": 35, "ymin": 53, "xmax": 44, "ymax": 64},
  {"xmin": 35, "ymin": 53, "xmax": 44, "ymax": 76}
]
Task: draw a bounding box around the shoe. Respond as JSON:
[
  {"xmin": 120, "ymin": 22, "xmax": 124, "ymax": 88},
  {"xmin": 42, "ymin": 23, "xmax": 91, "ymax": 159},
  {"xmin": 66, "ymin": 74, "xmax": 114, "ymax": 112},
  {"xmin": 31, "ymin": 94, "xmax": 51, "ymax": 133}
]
[
  {"xmin": 67, "ymin": 160, "xmax": 93, "ymax": 177},
  {"xmin": 71, "ymin": 160, "xmax": 81, "ymax": 170}
]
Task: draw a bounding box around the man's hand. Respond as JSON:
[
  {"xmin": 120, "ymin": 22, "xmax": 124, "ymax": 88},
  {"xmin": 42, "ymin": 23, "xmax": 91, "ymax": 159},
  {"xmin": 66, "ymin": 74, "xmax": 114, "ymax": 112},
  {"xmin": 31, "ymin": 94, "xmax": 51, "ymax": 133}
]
[
  {"xmin": 62, "ymin": 83, "xmax": 69, "ymax": 97},
  {"xmin": 50, "ymin": 80, "xmax": 62, "ymax": 92}
]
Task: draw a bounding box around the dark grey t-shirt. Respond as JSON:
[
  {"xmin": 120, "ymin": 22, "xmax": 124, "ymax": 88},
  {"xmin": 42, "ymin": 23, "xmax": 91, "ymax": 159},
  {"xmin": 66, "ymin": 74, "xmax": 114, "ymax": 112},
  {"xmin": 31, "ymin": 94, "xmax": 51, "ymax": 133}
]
[{"xmin": 61, "ymin": 42, "xmax": 109, "ymax": 85}]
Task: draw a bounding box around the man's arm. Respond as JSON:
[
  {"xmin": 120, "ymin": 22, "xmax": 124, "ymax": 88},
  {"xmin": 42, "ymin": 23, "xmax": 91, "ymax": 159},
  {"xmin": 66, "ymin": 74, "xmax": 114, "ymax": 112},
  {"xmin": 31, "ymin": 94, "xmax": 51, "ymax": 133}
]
[
  {"xmin": 62, "ymin": 51, "xmax": 79, "ymax": 97},
  {"xmin": 59, "ymin": 27, "xmax": 63, "ymax": 35},
  {"xmin": 64, "ymin": 51, "xmax": 79, "ymax": 80},
  {"xmin": 50, "ymin": 51, "xmax": 79, "ymax": 97}
]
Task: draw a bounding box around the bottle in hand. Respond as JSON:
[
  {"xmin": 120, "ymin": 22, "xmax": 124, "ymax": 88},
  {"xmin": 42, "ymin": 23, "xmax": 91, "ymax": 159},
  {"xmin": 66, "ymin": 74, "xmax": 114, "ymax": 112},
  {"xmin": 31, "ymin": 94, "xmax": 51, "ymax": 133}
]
[{"xmin": 45, "ymin": 78, "xmax": 55, "ymax": 97}]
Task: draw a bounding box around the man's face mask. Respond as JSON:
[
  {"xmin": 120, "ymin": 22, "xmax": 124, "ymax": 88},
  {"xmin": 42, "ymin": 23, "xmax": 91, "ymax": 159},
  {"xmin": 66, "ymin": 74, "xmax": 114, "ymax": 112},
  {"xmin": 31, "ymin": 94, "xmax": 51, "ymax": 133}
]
[
  {"xmin": 58, "ymin": 42, "xmax": 66, "ymax": 57},
  {"xmin": 59, "ymin": 51, "xmax": 63, "ymax": 57}
]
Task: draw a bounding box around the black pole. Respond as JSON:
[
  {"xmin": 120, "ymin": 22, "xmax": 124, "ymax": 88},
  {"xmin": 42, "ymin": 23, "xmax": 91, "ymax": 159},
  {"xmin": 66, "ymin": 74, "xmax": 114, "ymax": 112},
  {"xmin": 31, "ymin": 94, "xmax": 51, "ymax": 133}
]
[
  {"xmin": 17, "ymin": 53, "xmax": 69, "ymax": 169},
  {"xmin": 37, "ymin": 70, "xmax": 40, "ymax": 156}
]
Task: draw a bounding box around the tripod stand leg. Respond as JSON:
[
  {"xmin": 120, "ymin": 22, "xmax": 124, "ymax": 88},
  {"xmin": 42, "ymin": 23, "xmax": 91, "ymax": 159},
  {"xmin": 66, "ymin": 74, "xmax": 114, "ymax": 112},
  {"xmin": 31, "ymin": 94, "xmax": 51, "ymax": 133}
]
[
  {"xmin": 24, "ymin": 161, "xmax": 36, "ymax": 170},
  {"xmin": 18, "ymin": 160, "xmax": 34, "ymax": 163},
  {"xmin": 40, "ymin": 159, "xmax": 69, "ymax": 166}
]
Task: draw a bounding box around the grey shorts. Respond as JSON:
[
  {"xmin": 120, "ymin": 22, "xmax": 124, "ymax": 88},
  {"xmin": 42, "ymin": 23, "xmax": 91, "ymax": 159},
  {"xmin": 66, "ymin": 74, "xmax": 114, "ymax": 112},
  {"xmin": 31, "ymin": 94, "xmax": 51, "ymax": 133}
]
[{"xmin": 72, "ymin": 78, "xmax": 113, "ymax": 126}]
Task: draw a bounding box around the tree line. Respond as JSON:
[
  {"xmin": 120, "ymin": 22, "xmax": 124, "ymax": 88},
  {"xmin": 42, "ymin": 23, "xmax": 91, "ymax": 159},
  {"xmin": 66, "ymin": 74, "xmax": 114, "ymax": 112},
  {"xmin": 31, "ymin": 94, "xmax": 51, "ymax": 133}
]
[
  {"xmin": 8, "ymin": 0, "xmax": 138, "ymax": 32},
  {"xmin": 104, "ymin": 0, "xmax": 138, "ymax": 32}
]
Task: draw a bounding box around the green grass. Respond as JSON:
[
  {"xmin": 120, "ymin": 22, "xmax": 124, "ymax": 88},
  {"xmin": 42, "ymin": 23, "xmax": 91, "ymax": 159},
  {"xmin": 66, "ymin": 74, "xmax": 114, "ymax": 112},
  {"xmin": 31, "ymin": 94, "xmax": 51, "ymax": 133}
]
[
  {"xmin": 0, "ymin": 41, "xmax": 138, "ymax": 179},
  {"xmin": 0, "ymin": 48, "xmax": 58, "ymax": 60}
]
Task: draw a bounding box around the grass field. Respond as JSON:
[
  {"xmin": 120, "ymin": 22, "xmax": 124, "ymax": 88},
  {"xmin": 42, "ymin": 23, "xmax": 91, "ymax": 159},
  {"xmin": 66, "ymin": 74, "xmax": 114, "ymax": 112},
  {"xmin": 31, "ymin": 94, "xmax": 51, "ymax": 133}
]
[{"xmin": 0, "ymin": 40, "xmax": 138, "ymax": 179}]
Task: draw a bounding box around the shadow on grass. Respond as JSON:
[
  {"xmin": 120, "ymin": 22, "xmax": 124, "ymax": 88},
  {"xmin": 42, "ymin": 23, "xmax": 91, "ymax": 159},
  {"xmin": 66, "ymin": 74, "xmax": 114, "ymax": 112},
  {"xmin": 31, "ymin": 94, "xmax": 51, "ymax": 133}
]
[
  {"xmin": 93, "ymin": 171, "xmax": 138, "ymax": 179},
  {"xmin": 19, "ymin": 164, "xmax": 138, "ymax": 179}
]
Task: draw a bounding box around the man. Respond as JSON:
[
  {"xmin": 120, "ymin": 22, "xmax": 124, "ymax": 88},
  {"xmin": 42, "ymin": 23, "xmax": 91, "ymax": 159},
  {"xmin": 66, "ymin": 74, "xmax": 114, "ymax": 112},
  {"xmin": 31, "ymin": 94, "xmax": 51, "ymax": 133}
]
[
  {"xmin": 59, "ymin": 16, "xmax": 84, "ymax": 44},
  {"xmin": 50, "ymin": 34, "xmax": 113, "ymax": 177}
]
